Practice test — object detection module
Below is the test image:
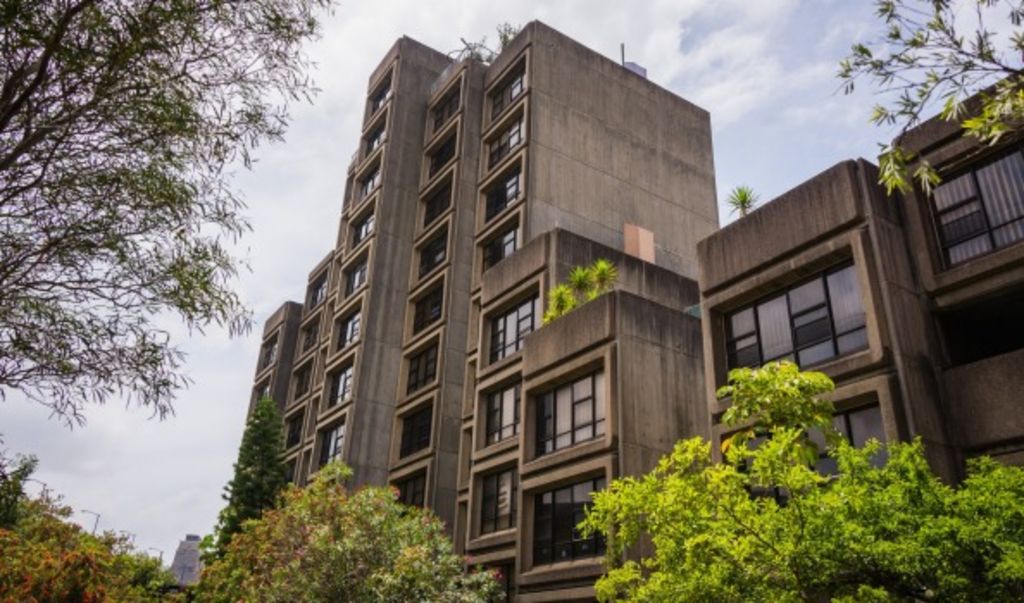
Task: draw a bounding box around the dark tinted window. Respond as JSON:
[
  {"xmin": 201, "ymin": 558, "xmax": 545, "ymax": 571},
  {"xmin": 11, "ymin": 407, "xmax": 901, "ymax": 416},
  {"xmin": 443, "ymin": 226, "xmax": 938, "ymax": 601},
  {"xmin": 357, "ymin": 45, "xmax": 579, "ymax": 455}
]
[
  {"xmin": 536, "ymin": 371, "xmax": 605, "ymax": 456},
  {"xmin": 399, "ymin": 405, "xmax": 432, "ymax": 457},
  {"xmin": 482, "ymin": 227, "xmax": 518, "ymax": 269},
  {"xmin": 407, "ymin": 345, "xmax": 438, "ymax": 394},
  {"xmin": 489, "ymin": 296, "xmax": 539, "ymax": 362},
  {"xmin": 533, "ymin": 477, "xmax": 605, "ymax": 565},
  {"xmin": 485, "ymin": 168, "xmax": 521, "ymax": 222},
  {"xmin": 413, "ymin": 286, "xmax": 444, "ymax": 334},
  {"xmin": 419, "ymin": 230, "xmax": 447, "ymax": 277},
  {"xmin": 481, "ymin": 468, "xmax": 517, "ymax": 534},
  {"xmin": 486, "ymin": 383, "xmax": 520, "ymax": 445}
]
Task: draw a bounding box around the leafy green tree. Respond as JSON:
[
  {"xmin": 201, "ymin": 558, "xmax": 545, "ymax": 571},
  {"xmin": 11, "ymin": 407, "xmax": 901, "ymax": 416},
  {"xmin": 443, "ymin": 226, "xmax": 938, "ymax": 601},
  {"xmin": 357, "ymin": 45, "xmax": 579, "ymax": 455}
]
[
  {"xmin": 839, "ymin": 0, "xmax": 1024, "ymax": 194},
  {"xmin": 196, "ymin": 463, "xmax": 500, "ymax": 602},
  {"xmin": 210, "ymin": 396, "xmax": 288, "ymax": 557},
  {"xmin": 0, "ymin": 0, "xmax": 334, "ymax": 424},
  {"xmin": 581, "ymin": 361, "xmax": 1024, "ymax": 602},
  {"xmin": 543, "ymin": 259, "xmax": 618, "ymax": 323},
  {"xmin": 726, "ymin": 185, "xmax": 759, "ymax": 217},
  {"xmin": 0, "ymin": 439, "xmax": 37, "ymax": 529}
]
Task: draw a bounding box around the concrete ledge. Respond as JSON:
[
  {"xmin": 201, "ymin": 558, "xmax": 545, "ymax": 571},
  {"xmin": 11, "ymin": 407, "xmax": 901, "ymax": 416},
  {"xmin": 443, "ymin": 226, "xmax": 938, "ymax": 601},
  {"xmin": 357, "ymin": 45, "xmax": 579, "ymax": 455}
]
[{"xmin": 943, "ymin": 347, "xmax": 1024, "ymax": 451}]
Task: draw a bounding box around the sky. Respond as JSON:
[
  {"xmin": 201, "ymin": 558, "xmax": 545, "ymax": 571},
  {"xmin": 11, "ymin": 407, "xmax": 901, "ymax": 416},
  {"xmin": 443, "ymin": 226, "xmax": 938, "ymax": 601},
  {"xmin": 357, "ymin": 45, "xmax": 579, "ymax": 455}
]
[{"xmin": 0, "ymin": 0, "xmax": 898, "ymax": 562}]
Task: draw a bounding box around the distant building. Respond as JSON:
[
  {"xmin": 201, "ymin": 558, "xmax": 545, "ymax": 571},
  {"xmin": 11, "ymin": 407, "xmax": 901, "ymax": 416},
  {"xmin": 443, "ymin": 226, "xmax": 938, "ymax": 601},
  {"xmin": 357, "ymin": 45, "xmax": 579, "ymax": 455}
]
[{"xmin": 169, "ymin": 534, "xmax": 201, "ymax": 586}]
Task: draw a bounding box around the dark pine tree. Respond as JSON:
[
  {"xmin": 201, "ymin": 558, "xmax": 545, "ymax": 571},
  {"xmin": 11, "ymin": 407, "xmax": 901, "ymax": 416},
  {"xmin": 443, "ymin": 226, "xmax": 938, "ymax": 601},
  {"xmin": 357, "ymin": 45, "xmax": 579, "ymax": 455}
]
[{"xmin": 212, "ymin": 396, "xmax": 287, "ymax": 555}]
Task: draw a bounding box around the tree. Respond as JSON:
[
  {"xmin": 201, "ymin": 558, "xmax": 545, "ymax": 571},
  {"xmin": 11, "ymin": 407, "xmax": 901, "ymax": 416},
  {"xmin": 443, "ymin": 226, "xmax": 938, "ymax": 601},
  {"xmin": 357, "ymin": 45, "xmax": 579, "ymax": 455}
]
[
  {"xmin": 209, "ymin": 396, "xmax": 287, "ymax": 558},
  {"xmin": 0, "ymin": 438, "xmax": 37, "ymax": 529},
  {"xmin": 543, "ymin": 258, "xmax": 618, "ymax": 324},
  {"xmin": 0, "ymin": 0, "xmax": 334, "ymax": 424},
  {"xmin": 581, "ymin": 361, "xmax": 1024, "ymax": 602},
  {"xmin": 0, "ymin": 452, "xmax": 180, "ymax": 601},
  {"xmin": 196, "ymin": 462, "xmax": 501, "ymax": 602},
  {"xmin": 726, "ymin": 185, "xmax": 759, "ymax": 217},
  {"xmin": 839, "ymin": 0, "xmax": 1024, "ymax": 194}
]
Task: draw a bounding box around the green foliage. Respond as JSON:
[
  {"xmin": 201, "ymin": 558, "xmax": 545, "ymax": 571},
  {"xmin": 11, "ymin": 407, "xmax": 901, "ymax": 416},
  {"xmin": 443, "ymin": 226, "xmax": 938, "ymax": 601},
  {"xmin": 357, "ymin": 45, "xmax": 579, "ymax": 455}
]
[
  {"xmin": 839, "ymin": 0, "xmax": 1024, "ymax": 194},
  {"xmin": 543, "ymin": 259, "xmax": 618, "ymax": 324},
  {"xmin": 582, "ymin": 361, "xmax": 1024, "ymax": 602},
  {"xmin": 196, "ymin": 462, "xmax": 501, "ymax": 602},
  {"xmin": 726, "ymin": 185, "xmax": 759, "ymax": 217},
  {"xmin": 496, "ymin": 23, "xmax": 522, "ymax": 51},
  {"xmin": 0, "ymin": 439, "xmax": 37, "ymax": 529},
  {"xmin": 0, "ymin": 451, "xmax": 179, "ymax": 601},
  {"xmin": 0, "ymin": 0, "xmax": 335, "ymax": 424},
  {"xmin": 209, "ymin": 396, "xmax": 288, "ymax": 558}
]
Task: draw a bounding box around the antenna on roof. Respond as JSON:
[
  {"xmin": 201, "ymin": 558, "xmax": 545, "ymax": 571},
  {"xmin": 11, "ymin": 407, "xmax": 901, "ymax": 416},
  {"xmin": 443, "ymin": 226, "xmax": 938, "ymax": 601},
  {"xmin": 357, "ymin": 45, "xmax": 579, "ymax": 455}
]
[
  {"xmin": 620, "ymin": 43, "xmax": 625, "ymax": 66},
  {"xmin": 619, "ymin": 43, "xmax": 647, "ymax": 79}
]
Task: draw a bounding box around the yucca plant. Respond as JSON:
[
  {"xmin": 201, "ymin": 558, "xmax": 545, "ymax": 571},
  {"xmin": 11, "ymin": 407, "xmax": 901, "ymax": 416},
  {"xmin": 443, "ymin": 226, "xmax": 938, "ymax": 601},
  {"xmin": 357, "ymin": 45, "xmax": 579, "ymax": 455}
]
[
  {"xmin": 543, "ymin": 284, "xmax": 579, "ymax": 324},
  {"xmin": 726, "ymin": 185, "xmax": 759, "ymax": 217},
  {"xmin": 589, "ymin": 258, "xmax": 618, "ymax": 299},
  {"xmin": 543, "ymin": 259, "xmax": 618, "ymax": 323}
]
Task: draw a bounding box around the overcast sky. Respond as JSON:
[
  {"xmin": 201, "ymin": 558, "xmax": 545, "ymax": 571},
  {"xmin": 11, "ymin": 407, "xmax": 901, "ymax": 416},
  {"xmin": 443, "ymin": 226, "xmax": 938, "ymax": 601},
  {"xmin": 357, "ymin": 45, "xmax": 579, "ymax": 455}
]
[{"xmin": 1, "ymin": 0, "xmax": 896, "ymax": 561}]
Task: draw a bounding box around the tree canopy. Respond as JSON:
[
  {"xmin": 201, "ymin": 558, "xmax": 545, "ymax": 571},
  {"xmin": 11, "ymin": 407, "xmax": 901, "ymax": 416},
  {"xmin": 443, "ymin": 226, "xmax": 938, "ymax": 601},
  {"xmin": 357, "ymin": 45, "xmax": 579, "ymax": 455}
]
[
  {"xmin": 581, "ymin": 361, "xmax": 1024, "ymax": 602},
  {"xmin": 0, "ymin": 0, "xmax": 333, "ymax": 424},
  {"xmin": 196, "ymin": 462, "xmax": 501, "ymax": 602},
  {"xmin": 839, "ymin": 0, "xmax": 1024, "ymax": 194}
]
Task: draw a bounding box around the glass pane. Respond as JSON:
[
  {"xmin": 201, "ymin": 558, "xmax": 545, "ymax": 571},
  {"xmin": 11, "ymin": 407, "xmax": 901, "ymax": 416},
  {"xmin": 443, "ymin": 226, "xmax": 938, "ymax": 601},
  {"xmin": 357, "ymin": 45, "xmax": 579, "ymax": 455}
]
[
  {"xmin": 729, "ymin": 308, "xmax": 755, "ymax": 337},
  {"xmin": 573, "ymin": 376, "xmax": 592, "ymax": 400},
  {"xmin": 793, "ymin": 309, "xmax": 831, "ymax": 348},
  {"xmin": 977, "ymin": 152, "xmax": 1024, "ymax": 226},
  {"xmin": 556, "ymin": 387, "xmax": 572, "ymax": 435},
  {"xmin": 848, "ymin": 405, "xmax": 885, "ymax": 448},
  {"xmin": 788, "ymin": 278, "xmax": 825, "ymax": 314},
  {"xmin": 574, "ymin": 425, "xmax": 593, "ymax": 442},
  {"xmin": 826, "ymin": 266, "xmax": 866, "ymax": 334},
  {"xmin": 933, "ymin": 172, "xmax": 977, "ymax": 211},
  {"xmin": 593, "ymin": 373, "xmax": 605, "ymax": 421},
  {"xmin": 836, "ymin": 328, "xmax": 868, "ymax": 355},
  {"xmin": 573, "ymin": 400, "xmax": 593, "ymax": 426},
  {"xmin": 757, "ymin": 295, "xmax": 792, "ymax": 360},
  {"xmin": 940, "ymin": 202, "xmax": 988, "ymax": 244},
  {"xmin": 947, "ymin": 234, "xmax": 992, "ymax": 264},
  {"xmin": 993, "ymin": 219, "xmax": 1024, "ymax": 248},
  {"xmin": 797, "ymin": 340, "xmax": 834, "ymax": 367}
]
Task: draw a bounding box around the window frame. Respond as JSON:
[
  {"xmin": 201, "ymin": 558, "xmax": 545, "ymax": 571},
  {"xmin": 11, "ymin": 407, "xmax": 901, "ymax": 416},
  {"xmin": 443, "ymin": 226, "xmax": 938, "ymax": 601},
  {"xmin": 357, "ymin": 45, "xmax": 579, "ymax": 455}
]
[
  {"xmin": 396, "ymin": 472, "xmax": 426, "ymax": 507},
  {"xmin": 318, "ymin": 421, "xmax": 346, "ymax": 468},
  {"xmin": 423, "ymin": 180, "xmax": 452, "ymax": 228},
  {"xmin": 368, "ymin": 75, "xmax": 392, "ymax": 116},
  {"xmin": 535, "ymin": 371, "xmax": 606, "ymax": 457},
  {"xmin": 328, "ymin": 364, "xmax": 354, "ymax": 408},
  {"xmin": 293, "ymin": 363, "xmax": 312, "ymax": 398},
  {"xmin": 485, "ymin": 383, "xmax": 520, "ymax": 445},
  {"xmin": 480, "ymin": 467, "xmax": 518, "ymax": 535},
  {"xmin": 338, "ymin": 311, "xmax": 361, "ymax": 349},
  {"xmin": 352, "ymin": 212, "xmax": 375, "ymax": 246},
  {"xmin": 432, "ymin": 87, "xmax": 461, "ymax": 132},
  {"xmin": 306, "ymin": 276, "xmax": 327, "ymax": 309},
  {"xmin": 724, "ymin": 262, "xmax": 868, "ymax": 371},
  {"xmin": 482, "ymin": 226, "xmax": 518, "ymax": 270},
  {"xmin": 418, "ymin": 229, "xmax": 448, "ymax": 278},
  {"xmin": 428, "ymin": 134, "xmax": 457, "ymax": 178},
  {"xmin": 532, "ymin": 476, "xmax": 606, "ymax": 565},
  {"xmin": 489, "ymin": 295, "xmax": 539, "ymax": 363},
  {"xmin": 399, "ymin": 405, "xmax": 433, "ymax": 458},
  {"xmin": 285, "ymin": 413, "xmax": 304, "ymax": 449},
  {"xmin": 358, "ymin": 165, "xmax": 382, "ymax": 200},
  {"xmin": 412, "ymin": 285, "xmax": 444, "ymax": 334},
  {"xmin": 407, "ymin": 344, "xmax": 438, "ymax": 395},
  {"xmin": 491, "ymin": 68, "xmax": 525, "ymax": 120},
  {"xmin": 488, "ymin": 118, "xmax": 523, "ymax": 169},
  {"xmin": 345, "ymin": 260, "xmax": 368, "ymax": 296}
]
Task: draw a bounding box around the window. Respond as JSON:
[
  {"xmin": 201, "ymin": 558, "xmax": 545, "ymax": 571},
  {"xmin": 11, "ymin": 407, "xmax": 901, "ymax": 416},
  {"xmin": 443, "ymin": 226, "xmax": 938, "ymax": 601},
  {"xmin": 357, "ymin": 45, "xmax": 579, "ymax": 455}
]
[
  {"xmin": 485, "ymin": 168, "xmax": 521, "ymax": 222},
  {"xmin": 364, "ymin": 124, "xmax": 386, "ymax": 156},
  {"xmin": 419, "ymin": 230, "xmax": 447, "ymax": 277},
  {"xmin": 352, "ymin": 212, "xmax": 375, "ymax": 246},
  {"xmin": 328, "ymin": 364, "xmax": 353, "ymax": 407},
  {"xmin": 345, "ymin": 260, "xmax": 368, "ymax": 296},
  {"xmin": 423, "ymin": 181, "xmax": 451, "ymax": 227},
  {"xmin": 482, "ymin": 227, "xmax": 518, "ymax": 269},
  {"xmin": 488, "ymin": 118, "xmax": 523, "ymax": 168},
  {"xmin": 433, "ymin": 88, "xmax": 460, "ymax": 131},
  {"xmin": 369, "ymin": 75, "xmax": 392, "ymax": 115},
  {"xmin": 399, "ymin": 405, "xmax": 432, "ymax": 457},
  {"xmin": 413, "ymin": 286, "xmax": 444, "ymax": 334},
  {"xmin": 428, "ymin": 135, "xmax": 457, "ymax": 178},
  {"xmin": 932, "ymin": 149, "xmax": 1024, "ymax": 265},
  {"xmin": 285, "ymin": 413, "xmax": 303, "ymax": 449},
  {"xmin": 489, "ymin": 563, "xmax": 514, "ymax": 603},
  {"xmin": 810, "ymin": 405, "xmax": 887, "ymax": 475},
  {"xmin": 285, "ymin": 459, "xmax": 297, "ymax": 484},
  {"xmin": 480, "ymin": 468, "xmax": 517, "ymax": 534},
  {"xmin": 293, "ymin": 364, "xmax": 312, "ymax": 398},
  {"xmin": 533, "ymin": 477, "xmax": 606, "ymax": 565},
  {"xmin": 319, "ymin": 422, "xmax": 346, "ymax": 468},
  {"xmin": 536, "ymin": 371, "xmax": 605, "ymax": 456},
  {"xmin": 725, "ymin": 263, "xmax": 867, "ymax": 370},
  {"xmin": 491, "ymin": 68, "xmax": 525, "ymax": 119},
  {"xmin": 396, "ymin": 472, "xmax": 426, "ymax": 507},
  {"xmin": 301, "ymin": 322, "xmax": 319, "ymax": 353},
  {"xmin": 255, "ymin": 382, "xmax": 270, "ymax": 402},
  {"xmin": 258, "ymin": 341, "xmax": 277, "ymax": 371},
  {"xmin": 938, "ymin": 284, "xmax": 1024, "ymax": 365},
  {"xmin": 358, "ymin": 165, "xmax": 381, "ymax": 200},
  {"xmin": 338, "ymin": 312, "xmax": 361, "ymax": 349},
  {"xmin": 307, "ymin": 276, "xmax": 327, "ymax": 309},
  {"xmin": 489, "ymin": 296, "xmax": 539, "ymax": 362},
  {"xmin": 407, "ymin": 344, "xmax": 438, "ymax": 394},
  {"xmin": 485, "ymin": 383, "xmax": 520, "ymax": 445}
]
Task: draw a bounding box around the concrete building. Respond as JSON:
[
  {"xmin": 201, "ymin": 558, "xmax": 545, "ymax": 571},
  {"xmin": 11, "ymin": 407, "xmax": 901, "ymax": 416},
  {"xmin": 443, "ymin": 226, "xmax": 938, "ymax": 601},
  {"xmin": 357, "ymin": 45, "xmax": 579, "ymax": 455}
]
[
  {"xmin": 169, "ymin": 534, "xmax": 202, "ymax": 587},
  {"xmin": 242, "ymin": 21, "xmax": 718, "ymax": 601},
  {"xmin": 697, "ymin": 110, "xmax": 1024, "ymax": 479}
]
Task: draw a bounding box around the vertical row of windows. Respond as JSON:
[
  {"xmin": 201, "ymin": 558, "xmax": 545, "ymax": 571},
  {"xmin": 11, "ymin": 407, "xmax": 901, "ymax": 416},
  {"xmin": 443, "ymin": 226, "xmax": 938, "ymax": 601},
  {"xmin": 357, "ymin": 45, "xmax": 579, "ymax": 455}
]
[
  {"xmin": 485, "ymin": 168, "xmax": 521, "ymax": 222},
  {"xmin": 726, "ymin": 264, "xmax": 867, "ymax": 370},
  {"xmin": 489, "ymin": 296, "xmax": 539, "ymax": 362},
  {"xmin": 485, "ymin": 383, "xmax": 520, "ymax": 445},
  {"xmin": 483, "ymin": 227, "xmax": 518, "ymax": 270},
  {"xmin": 488, "ymin": 119, "xmax": 523, "ymax": 169},
  {"xmin": 536, "ymin": 371, "xmax": 606, "ymax": 456},
  {"xmin": 328, "ymin": 365, "xmax": 353, "ymax": 408},
  {"xmin": 533, "ymin": 477, "xmax": 605, "ymax": 565},
  {"xmin": 399, "ymin": 405, "xmax": 433, "ymax": 458},
  {"xmin": 419, "ymin": 230, "xmax": 448, "ymax": 277},
  {"xmin": 413, "ymin": 286, "xmax": 444, "ymax": 334},
  {"xmin": 407, "ymin": 344, "xmax": 438, "ymax": 394},
  {"xmin": 480, "ymin": 468, "xmax": 517, "ymax": 534},
  {"xmin": 319, "ymin": 421, "xmax": 346, "ymax": 468},
  {"xmin": 931, "ymin": 149, "xmax": 1024, "ymax": 265},
  {"xmin": 396, "ymin": 472, "xmax": 426, "ymax": 507}
]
